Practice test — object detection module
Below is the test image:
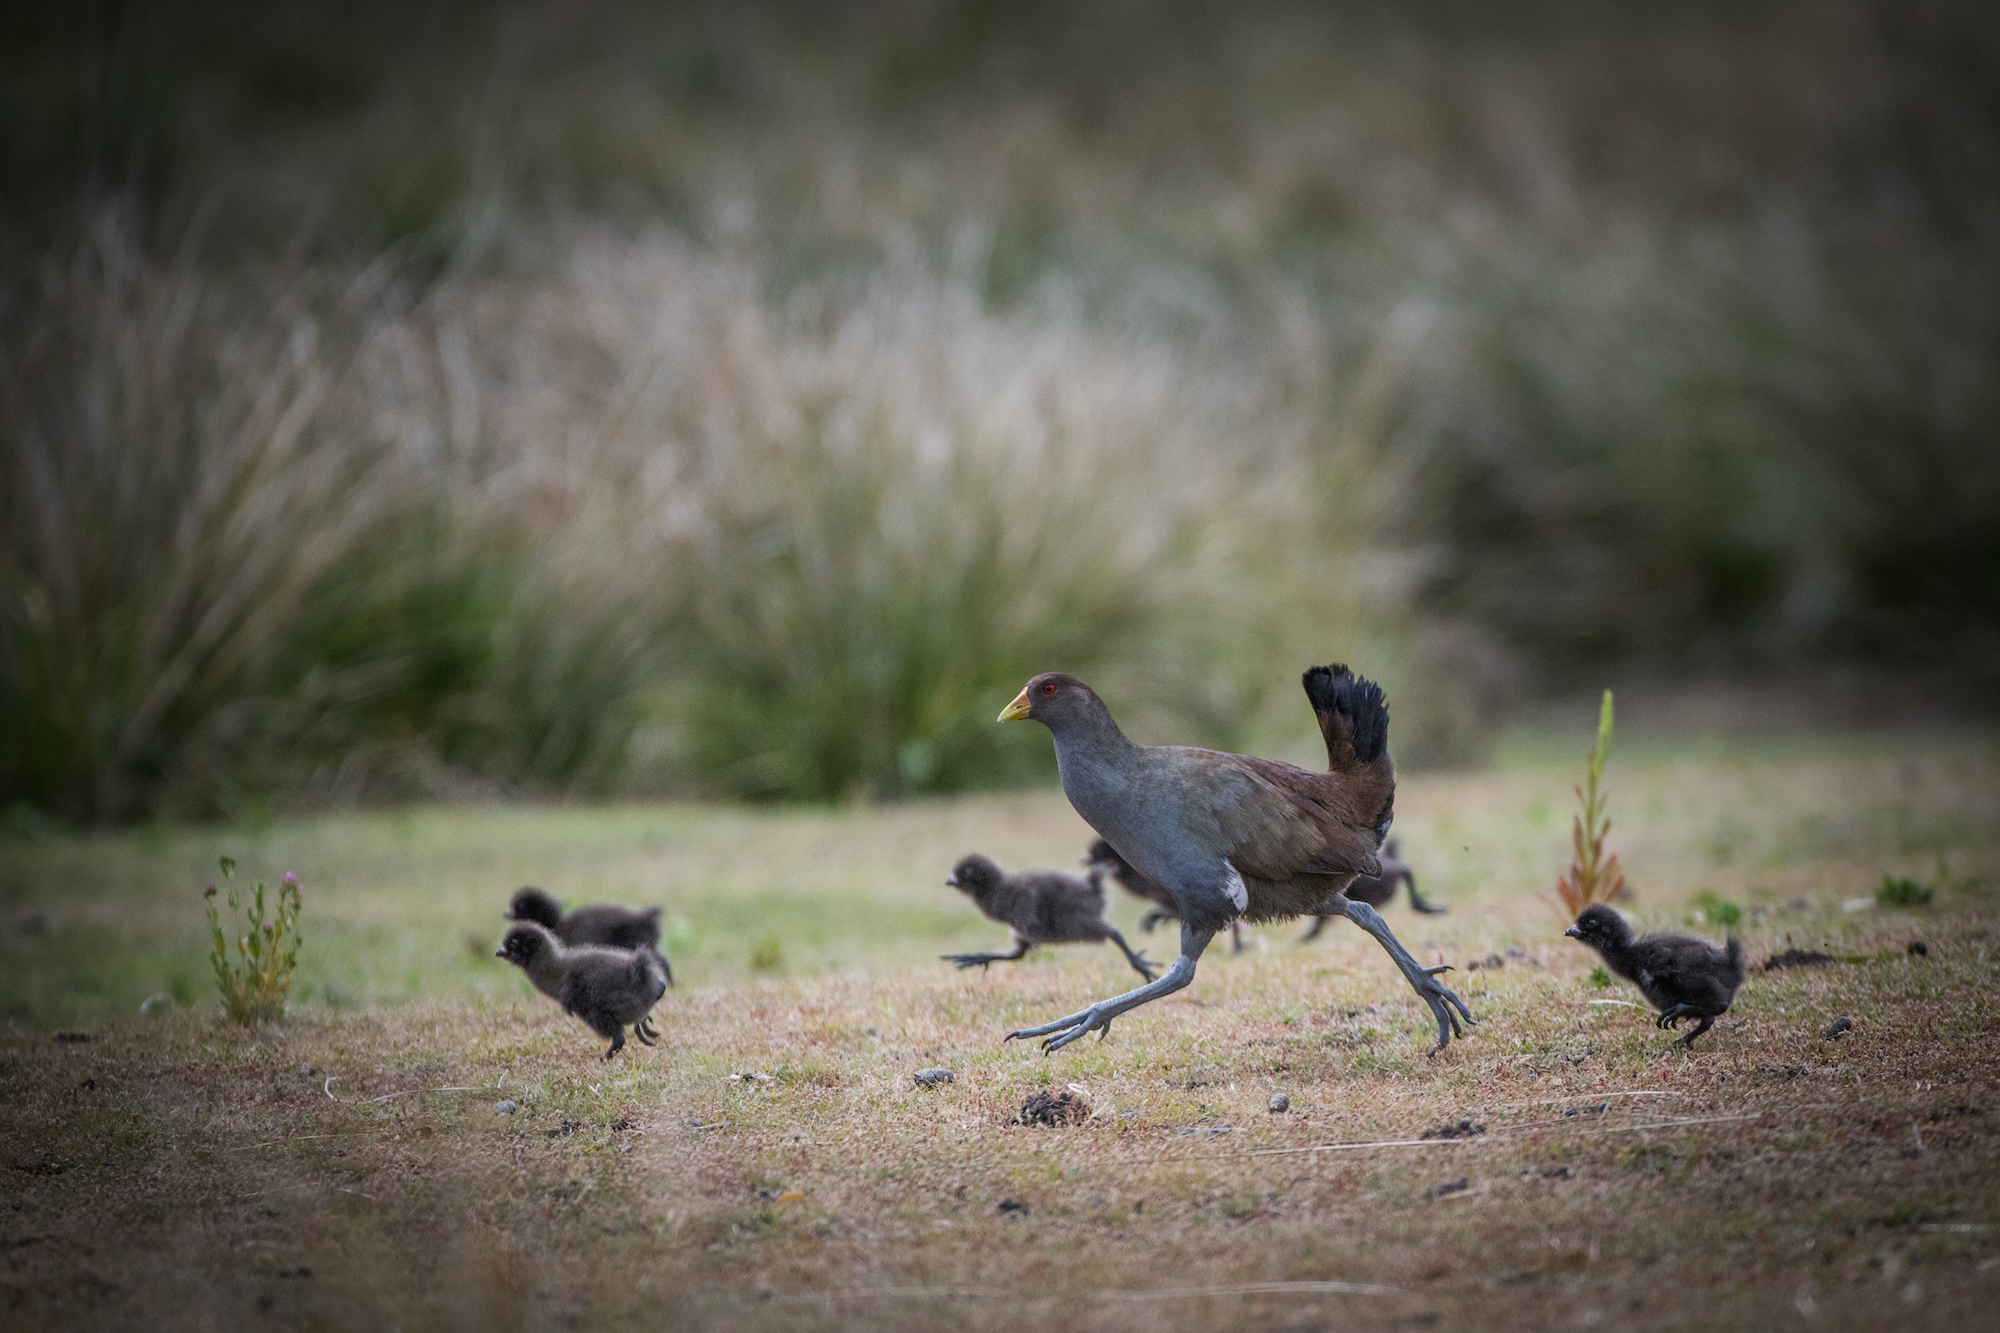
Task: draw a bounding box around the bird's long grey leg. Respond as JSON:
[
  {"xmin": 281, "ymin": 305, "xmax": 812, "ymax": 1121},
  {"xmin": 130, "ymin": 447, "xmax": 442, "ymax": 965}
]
[
  {"xmin": 943, "ymin": 936, "xmax": 1032, "ymax": 970},
  {"xmin": 1006, "ymin": 925, "xmax": 1216, "ymax": 1054},
  {"xmin": 1337, "ymin": 898, "xmax": 1474, "ymax": 1053},
  {"xmin": 1229, "ymin": 922, "xmax": 1245, "ymax": 954},
  {"xmin": 1104, "ymin": 928, "xmax": 1160, "ymax": 981}
]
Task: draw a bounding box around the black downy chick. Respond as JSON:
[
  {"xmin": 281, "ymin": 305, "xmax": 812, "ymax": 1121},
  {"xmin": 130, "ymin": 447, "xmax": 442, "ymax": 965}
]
[
  {"xmin": 496, "ymin": 922, "xmax": 668, "ymax": 1059},
  {"xmin": 1084, "ymin": 839, "xmax": 1245, "ymax": 953},
  {"xmin": 506, "ymin": 887, "xmax": 673, "ymax": 987},
  {"xmin": 1296, "ymin": 838, "xmax": 1445, "ymax": 942},
  {"xmin": 943, "ymin": 854, "xmax": 1159, "ymax": 981},
  {"xmin": 1564, "ymin": 904, "xmax": 1745, "ymax": 1048}
]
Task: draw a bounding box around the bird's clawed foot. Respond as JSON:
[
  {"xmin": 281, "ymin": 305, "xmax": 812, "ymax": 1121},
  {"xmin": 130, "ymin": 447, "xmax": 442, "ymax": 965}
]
[
  {"xmin": 943, "ymin": 953, "xmax": 999, "ymax": 970},
  {"xmin": 1005, "ymin": 1004, "xmax": 1115, "ymax": 1054},
  {"xmin": 635, "ymin": 1017, "xmax": 659, "ymax": 1046},
  {"xmin": 1131, "ymin": 952, "xmax": 1161, "ymax": 982},
  {"xmin": 1656, "ymin": 1004, "xmax": 1692, "ymax": 1031},
  {"xmin": 1415, "ymin": 969, "xmax": 1475, "ymax": 1055}
]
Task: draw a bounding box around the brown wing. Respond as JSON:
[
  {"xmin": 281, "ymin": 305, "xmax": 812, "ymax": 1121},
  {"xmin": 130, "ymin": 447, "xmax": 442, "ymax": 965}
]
[{"xmin": 1185, "ymin": 753, "xmax": 1385, "ymax": 884}]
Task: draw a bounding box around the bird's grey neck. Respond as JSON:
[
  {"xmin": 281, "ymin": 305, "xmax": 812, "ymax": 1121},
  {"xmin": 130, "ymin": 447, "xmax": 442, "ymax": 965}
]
[
  {"xmin": 1050, "ymin": 709, "xmax": 1133, "ymax": 762},
  {"xmin": 1050, "ymin": 717, "xmax": 1139, "ymax": 833}
]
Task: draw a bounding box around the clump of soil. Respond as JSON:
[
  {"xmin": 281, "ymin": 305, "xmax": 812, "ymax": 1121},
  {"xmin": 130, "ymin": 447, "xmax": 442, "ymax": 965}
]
[
  {"xmin": 1762, "ymin": 948, "xmax": 1836, "ymax": 971},
  {"xmin": 1016, "ymin": 1090, "xmax": 1088, "ymax": 1126},
  {"xmin": 1422, "ymin": 1117, "xmax": 1486, "ymax": 1140}
]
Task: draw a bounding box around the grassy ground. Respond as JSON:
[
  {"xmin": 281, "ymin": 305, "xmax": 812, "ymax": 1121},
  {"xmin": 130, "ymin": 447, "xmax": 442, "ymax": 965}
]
[{"xmin": 3, "ymin": 723, "xmax": 1998, "ymax": 1329}]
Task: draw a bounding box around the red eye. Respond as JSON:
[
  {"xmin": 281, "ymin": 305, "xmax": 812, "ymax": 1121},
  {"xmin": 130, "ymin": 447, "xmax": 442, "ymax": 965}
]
[{"xmin": 1042, "ymin": 681, "xmax": 1056, "ymax": 695}]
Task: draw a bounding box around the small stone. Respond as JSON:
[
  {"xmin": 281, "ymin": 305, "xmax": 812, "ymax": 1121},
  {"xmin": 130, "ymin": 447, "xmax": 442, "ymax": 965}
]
[
  {"xmin": 912, "ymin": 1068, "xmax": 955, "ymax": 1088},
  {"xmin": 1425, "ymin": 1177, "xmax": 1471, "ymax": 1200},
  {"xmin": 995, "ymin": 1198, "xmax": 1030, "ymax": 1217},
  {"xmin": 1268, "ymin": 1093, "xmax": 1290, "ymax": 1113},
  {"xmin": 494, "ymin": 1100, "xmax": 518, "ymax": 1115},
  {"xmin": 1908, "ymin": 941, "xmax": 1929, "ymax": 957},
  {"xmin": 1824, "ymin": 1016, "xmax": 1853, "ymax": 1040}
]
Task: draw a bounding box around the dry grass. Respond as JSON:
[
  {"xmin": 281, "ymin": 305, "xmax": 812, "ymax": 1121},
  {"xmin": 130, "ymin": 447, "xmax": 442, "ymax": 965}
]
[{"xmin": 3, "ymin": 728, "xmax": 1997, "ymax": 1329}]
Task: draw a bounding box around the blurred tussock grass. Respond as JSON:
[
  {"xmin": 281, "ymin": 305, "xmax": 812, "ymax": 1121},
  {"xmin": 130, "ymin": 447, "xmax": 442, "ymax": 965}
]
[
  {"xmin": 4, "ymin": 0, "xmax": 1996, "ymax": 822},
  {"xmin": 1, "ymin": 215, "xmax": 1401, "ymax": 818}
]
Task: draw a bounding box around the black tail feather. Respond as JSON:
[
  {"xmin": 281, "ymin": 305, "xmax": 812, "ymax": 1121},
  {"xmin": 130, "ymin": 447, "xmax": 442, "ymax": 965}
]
[{"xmin": 1301, "ymin": 664, "xmax": 1390, "ymax": 765}]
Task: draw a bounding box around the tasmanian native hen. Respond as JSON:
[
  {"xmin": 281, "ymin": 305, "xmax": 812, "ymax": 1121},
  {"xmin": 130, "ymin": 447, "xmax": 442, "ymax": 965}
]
[
  {"xmin": 943, "ymin": 854, "xmax": 1159, "ymax": 981},
  {"xmin": 1564, "ymin": 904, "xmax": 1745, "ymax": 1048},
  {"xmin": 997, "ymin": 664, "xmax": 1471, "ymax": 1054},
  {"xmin": 496, "ymin": 923, "xmax": 668, "ymax": 1059},
  {"xmin": 1297, "ymin": 838, "xmax": 1444, "ymax": 942},
  {"xmin": 1085, "ymin": 839, "xmax": 1244, "ymax": 953},
  {"xmin": 506, "ymin": 887, "xmax": 673, "ymax": 987}
]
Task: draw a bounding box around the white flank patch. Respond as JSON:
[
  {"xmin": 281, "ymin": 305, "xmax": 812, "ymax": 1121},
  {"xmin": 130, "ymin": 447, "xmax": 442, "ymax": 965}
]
[{"xmin": 1221, "ymin": 859, "xmax": 1248, "ymax": 912}]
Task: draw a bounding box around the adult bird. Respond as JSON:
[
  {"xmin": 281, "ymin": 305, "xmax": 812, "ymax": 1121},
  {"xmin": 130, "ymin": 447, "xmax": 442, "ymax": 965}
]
[{"xmin": 997, "ymin": 664, "xmax": 1472, "ymax": 1054}]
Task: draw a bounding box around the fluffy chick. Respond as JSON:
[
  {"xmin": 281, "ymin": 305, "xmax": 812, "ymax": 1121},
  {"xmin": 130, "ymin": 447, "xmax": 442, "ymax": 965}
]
[
  {"xmin": 1085, "ymin": 838, "xmax": 1244, "ymax": 953},
  {"xmin": 1564, "ymin": 904, "xmax": 1745, "ymax": 1048},
  {"xmin": 943, "ymin": 853, "xmax": 1159, "ymax": 981},
  {"xmin": 1296, "ymin": 838, "xmax": 1444, "ymax": 942},
  {"xmin": 496, "ymin": 922, "xmax": 668, "ymax": 1059},
  {"xmin": 506, "ymin": 887, "xmax": 673, "ymax": 987}
]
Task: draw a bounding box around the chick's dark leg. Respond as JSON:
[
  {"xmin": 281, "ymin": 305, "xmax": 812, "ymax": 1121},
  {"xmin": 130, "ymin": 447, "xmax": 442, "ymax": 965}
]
[
  {"xmin": 1104, "ymin": 928, "xmax": 1159, "ymax": 982},
  {"xmin": 602, "ymin": 1028, "xmax": 627, "ymax": 1061},
  {"xmin": 1404, "ymin": 872, "xmax": 1448, "ymax": 916},
  {"xmin": 944, "ymin": 937, "xmax": 1031, "ymax": 970},
  {"xmin": 1139, "ymin": 909, "xmax": 1171, "ymax": 933},
  {"xmin": 1007, "ymin": 925, "xmax": 1215, "ymax": 1054},
  {"xmin": 1337, "ymin": 898, "xmax": 1474, "ymax": 1053},
  {"xmin": 1672, "ymin": 1015, "xmax": 1715, "ymax": 1049},
  {"xmin": 1229, "ymin": 922, "xmax": 1245, "ymax": 954},
  {"xmin": 1297, "ymin": 915, "xmax": 1331, "ymax": 944}
]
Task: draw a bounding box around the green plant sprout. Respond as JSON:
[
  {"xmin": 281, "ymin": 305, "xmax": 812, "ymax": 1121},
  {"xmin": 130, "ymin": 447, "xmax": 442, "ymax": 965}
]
[
  {"xmin": 1875, "ymin": 874, "xmax": 1933, "ymax": 908},
  {"xmin": 203, "ymin": 857, "xmax": 303, "ymax": 1024},
  {"xmin": 1689, "ymin": 888, "xmax": 1743, "ymax": 928},
  {"xmin": 1551, "ymin": 690, "xmax": 1628, "ymax": 917}
]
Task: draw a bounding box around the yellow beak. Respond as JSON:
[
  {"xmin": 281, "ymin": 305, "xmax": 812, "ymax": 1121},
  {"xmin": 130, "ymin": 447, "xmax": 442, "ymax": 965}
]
[{"xmin": 998, "ymin": 688, "xmax": 1032, "ymax": 722}]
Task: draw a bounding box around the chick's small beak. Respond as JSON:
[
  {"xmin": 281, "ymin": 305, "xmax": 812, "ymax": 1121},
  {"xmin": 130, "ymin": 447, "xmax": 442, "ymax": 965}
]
[
  {"xmin": 945, "ymin": 875, "xmax": 958, "ymax": 887},
  {"xmin": 495, "ymin": 947, "xmax": 507, "ymax": 957},
  {"xmin": 998, "ymin": 688, "xmax": 1033, "ymax": 722},
  {"xmin": 1563, "ymin": 925, "xmax": 1582, "ymax": 938}
]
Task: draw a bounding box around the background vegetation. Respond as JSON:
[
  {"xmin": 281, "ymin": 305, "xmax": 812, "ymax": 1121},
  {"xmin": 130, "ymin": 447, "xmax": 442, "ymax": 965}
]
[{"xmin": 4, "ymin": 0, "xmax": 1997, "ymax": 822}]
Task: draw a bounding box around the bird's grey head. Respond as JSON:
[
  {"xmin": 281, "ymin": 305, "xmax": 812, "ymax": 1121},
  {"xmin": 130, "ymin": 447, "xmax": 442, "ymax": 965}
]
[
  {"xmin": 496, "ymin": 922, "xmax": 558, "ymax": 967},
  {"xmin": 997, "ymin": 672, "xmax": 1109, "ymax": 732},
  {"xmin": 505, "ymin": 887, "xmax": 563, "ymax": 928},
  {"xmin": 946, "ymin": 854, "xmax": 1003, "ymax": 897},
  {"xmin": 1564, "ymin": 904, "xmax": 1630, "ymax": 947}
]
